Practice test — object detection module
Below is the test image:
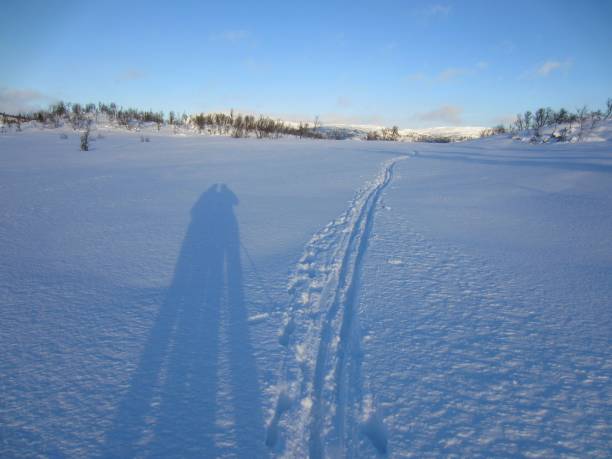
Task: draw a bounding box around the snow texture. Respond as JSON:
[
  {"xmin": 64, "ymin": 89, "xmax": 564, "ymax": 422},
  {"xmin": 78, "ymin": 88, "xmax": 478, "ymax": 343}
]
[{"xmin": 1, "ymin": 126, "xmax": 611, "ymax": 458}]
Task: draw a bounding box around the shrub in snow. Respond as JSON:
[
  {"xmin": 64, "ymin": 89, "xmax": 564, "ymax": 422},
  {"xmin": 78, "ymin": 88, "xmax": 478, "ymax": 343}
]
[
  {"xmin": 576, "ymin": 106, "xmax": 589, "ymax": 140},
  {"xmin": 557, "ymin": 127, "xmax": 569, "ymax": 142},
  {"xmin": 590, "ymin": 110, "xmax": 603, "ymax": 129},
  {"xmin": 523, "ymin": 110, "xmax": 532, "ymax": 130},
  {"xmin": 508, "ymin": 98, "xmax": 612, "ymax": 144},
  {"xmin": 80, "ymin": 127, "xmax": 90, "ymax": 151},
  {"xmin": 480, "ymin": 125, "xmax": 506, "ymax": 138},
  {"xmin": 534, "ymin": 108, "xmax": 546, "ymax": 137},
  {"xmin": 365, "ymin": 126, "xmax": 400, "ymax": 141}
]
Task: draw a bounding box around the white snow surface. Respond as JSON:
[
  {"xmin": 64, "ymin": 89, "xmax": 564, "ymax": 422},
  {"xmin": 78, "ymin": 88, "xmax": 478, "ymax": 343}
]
[{"xmin": 1, "ymin": 127, "xmax": 611, "ymax": 458}]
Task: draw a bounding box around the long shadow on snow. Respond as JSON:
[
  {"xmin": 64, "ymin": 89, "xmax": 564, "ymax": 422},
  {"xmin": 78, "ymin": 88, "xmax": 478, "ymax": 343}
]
[{"xmin": 100, "ymin": 184, "xmax": 266, "ymax": 458}]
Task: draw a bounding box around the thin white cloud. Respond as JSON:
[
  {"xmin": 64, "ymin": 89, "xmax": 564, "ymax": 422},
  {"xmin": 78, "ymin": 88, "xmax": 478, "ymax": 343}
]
[
  {"xmin": 0, "ymin": 87, "xmax": 56, "ymax": 114},
  {"xmin": 417, "ymin": 105, "xmax": 463, "ymax": 125},
  {"xmin": 519, "ymin": 59, "xmax": 572, "ymax": 79},
  {"xmin": 536, "ymin": 59, "xmax": 572, "ymax": 76}
]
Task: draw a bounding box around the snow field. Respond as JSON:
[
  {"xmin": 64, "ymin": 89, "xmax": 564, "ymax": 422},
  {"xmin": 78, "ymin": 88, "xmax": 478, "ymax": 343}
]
[{"xmin": 1, "ymin": 126, "xmax": 611, "ymax": 457}]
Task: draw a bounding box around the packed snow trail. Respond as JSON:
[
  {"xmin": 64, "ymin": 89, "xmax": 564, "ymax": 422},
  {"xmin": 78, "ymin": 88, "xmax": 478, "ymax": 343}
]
[{"xmin": 267, "ymin": 156, "xmax": 406, "ymax": 458}]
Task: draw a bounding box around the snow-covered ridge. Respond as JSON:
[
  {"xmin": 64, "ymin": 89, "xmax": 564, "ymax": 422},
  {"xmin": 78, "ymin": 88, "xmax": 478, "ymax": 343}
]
[{"xmin": 318, "ymin": 123, "xmax": 486, "ymax": 140}]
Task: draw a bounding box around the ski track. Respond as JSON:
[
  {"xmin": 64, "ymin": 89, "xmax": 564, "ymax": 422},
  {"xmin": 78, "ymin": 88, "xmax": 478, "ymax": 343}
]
[{"xmin": 266, "ymin": 156, "xmax": 406, "ymax": 458}]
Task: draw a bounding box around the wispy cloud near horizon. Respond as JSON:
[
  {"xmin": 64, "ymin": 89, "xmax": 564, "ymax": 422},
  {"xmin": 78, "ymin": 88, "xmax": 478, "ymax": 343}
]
[
  {"xmin": 0, "ymin": 87, "xmax": 56, "ymax": 114},
  {"xmin": 417, "ymin": 105, "xmax": 464, "ymax": 125}
]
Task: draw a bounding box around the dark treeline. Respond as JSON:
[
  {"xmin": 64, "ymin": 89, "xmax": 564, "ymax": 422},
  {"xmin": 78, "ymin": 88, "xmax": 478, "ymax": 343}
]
[
  {"xmin": 365, "ymin": 126, "xmax": 400, "ymax": 141},
  {"xmin": 1, "ymin": 100, "xmax": 441, "ymax": 141},
  {"xmin": 191, "ymin": 110, "xmax": 324, "ymax": 139},
  {"xmin": 3, "ymin": 101, "xmax": 165, "ymax": 131},
  {"xmin": 365, "ymin": 127, "xmax": 472, "ymax": 143},
  {"xmin": 3, "ymin": 101, "xmax": 326, "ymax": 139}
]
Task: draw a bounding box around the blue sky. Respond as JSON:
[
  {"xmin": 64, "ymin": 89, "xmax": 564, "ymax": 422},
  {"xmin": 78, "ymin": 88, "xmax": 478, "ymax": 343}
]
[{"xmin": 1, "ymin": 0, "xmax": 611, "ymax": 127}]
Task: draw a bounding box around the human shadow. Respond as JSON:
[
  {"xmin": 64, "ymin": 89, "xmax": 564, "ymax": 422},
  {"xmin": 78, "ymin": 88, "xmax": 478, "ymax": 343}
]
[{"xmin": 100, "ymin": 184, "xmax": 266, "ymax": 458}]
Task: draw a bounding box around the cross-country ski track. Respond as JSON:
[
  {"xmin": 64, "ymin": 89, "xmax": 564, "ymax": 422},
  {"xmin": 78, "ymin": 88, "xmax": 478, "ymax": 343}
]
[{"xmin": 266, "ymin": 156, "xmax": 407, "ymax": 458}]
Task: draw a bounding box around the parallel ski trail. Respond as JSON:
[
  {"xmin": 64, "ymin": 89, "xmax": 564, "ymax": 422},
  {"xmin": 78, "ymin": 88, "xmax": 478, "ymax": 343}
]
[{"xmin": 267, "ymin": 156, "xmax": 405, "ymax": 458}]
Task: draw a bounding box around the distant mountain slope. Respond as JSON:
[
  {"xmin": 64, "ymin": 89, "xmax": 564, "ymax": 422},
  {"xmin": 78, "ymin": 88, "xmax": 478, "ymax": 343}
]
[{"xmin": 317, "ymin": 123, "xmax": 487, "ymax": 141}]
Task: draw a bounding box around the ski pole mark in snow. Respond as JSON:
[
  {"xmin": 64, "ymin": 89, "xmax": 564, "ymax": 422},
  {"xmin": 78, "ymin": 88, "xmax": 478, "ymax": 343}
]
[{"xmin": 266, "ymin": 156, "xmax": 406, "ymax": 457}]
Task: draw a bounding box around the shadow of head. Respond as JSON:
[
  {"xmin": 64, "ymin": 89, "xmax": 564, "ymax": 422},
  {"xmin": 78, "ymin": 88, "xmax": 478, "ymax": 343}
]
[
  {"xmin": 186, "ymin": 183, "xmax": 240, "ymax": 250},
  {"xmin": 192, "ymin": 183, "xmax": 239, "ymax": 216}
]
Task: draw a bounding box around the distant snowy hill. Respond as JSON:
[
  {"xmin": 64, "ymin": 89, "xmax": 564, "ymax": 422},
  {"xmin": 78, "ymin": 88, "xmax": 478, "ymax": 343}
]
[
  {"xmin": 316, "ymin": 123, "xmax": 487, "ymax": 141},
  {"xmin": 402, "ymin": 125, "xmax": 487, "ymax": 138}
]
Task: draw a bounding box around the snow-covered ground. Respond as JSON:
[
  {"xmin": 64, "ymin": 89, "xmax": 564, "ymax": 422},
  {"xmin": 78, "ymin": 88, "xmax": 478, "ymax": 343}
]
[{"xmin": 1, "ymin": 127, "xmax": 611, "ymax": 458}]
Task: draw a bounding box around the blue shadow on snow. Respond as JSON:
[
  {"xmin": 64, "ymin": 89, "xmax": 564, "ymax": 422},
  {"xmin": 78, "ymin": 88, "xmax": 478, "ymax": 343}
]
[{"xmin": 100, "ymin": 184, "xmax": 266, "ymax": 458}]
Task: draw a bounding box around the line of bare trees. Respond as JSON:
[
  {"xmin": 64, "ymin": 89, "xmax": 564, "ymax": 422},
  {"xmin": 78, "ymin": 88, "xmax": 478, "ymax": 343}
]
[
  {"xmin": 190, "ymin": 110, "xmax": 324, "ymax": 139},
  {"xmin": 509, "ymin": 98, "xmax": 612, "ymax": 141},
  {"xmin": 4, "ymin": 101, "xmax": 328, "ymax": 139},
  {"xmin": 365, "ymin": 126, "xmax": 401, "ymax": 141},
  {"xmin": 11, "ymin": 101, "xmax": 167, "ymax": 131},
  {"xmin": 4, "ymin": 97, "xmax": 611, "ymax": 143}
]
